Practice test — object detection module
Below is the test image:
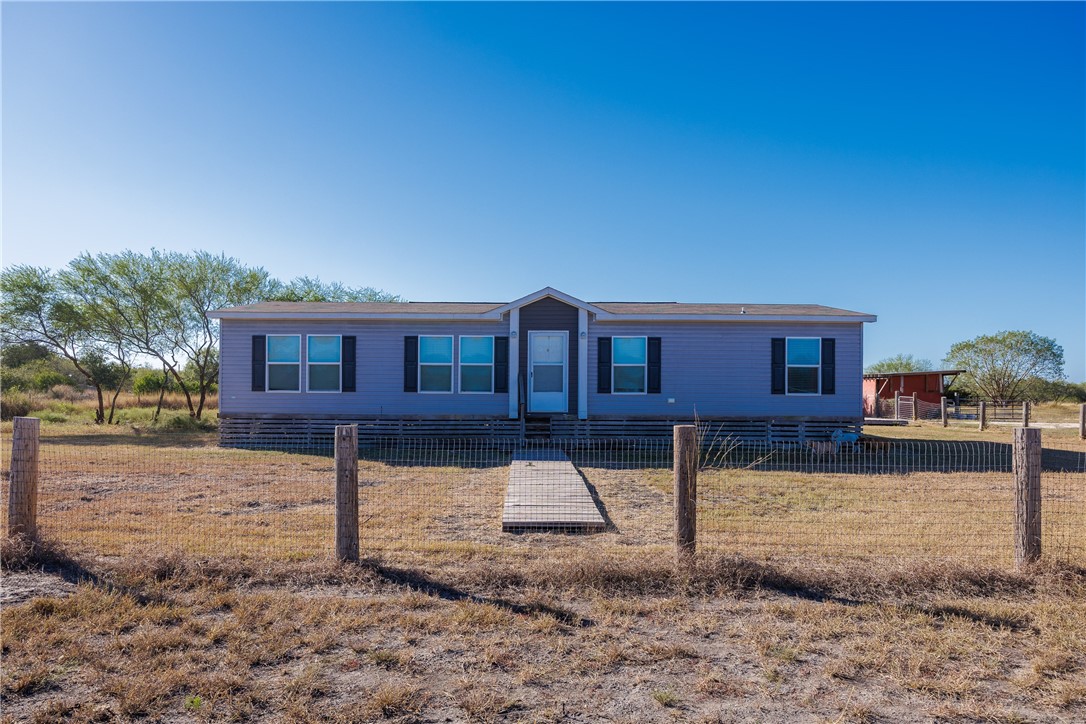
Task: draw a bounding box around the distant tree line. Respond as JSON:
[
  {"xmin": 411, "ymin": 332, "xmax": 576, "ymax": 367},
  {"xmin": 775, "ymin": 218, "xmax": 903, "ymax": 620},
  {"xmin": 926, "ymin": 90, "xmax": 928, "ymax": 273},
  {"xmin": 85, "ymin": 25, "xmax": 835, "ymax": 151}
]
[
  {"xmin": 1, "ymin": 250, "xmax": 399, "ymax": 423},
  {"xmin": 866, "ymin": 330, "xmax": 1078, "ymax": 403}
]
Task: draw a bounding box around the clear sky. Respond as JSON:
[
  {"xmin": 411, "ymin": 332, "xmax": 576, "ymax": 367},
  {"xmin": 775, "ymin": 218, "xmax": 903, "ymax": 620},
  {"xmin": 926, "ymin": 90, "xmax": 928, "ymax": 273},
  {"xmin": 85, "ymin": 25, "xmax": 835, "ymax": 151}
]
[{"xmin": 4, "ymin": 2, "xmax": 1084, "ymax": 378}]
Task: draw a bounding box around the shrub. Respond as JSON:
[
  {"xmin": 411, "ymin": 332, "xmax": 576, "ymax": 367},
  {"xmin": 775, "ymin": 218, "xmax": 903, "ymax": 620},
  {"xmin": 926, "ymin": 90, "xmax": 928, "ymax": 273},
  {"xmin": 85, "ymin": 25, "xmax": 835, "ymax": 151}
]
[
  {"xmin": 47, "ymin": 384, "xmax": 90, "ymax": 403},
  {"xmin": 133, "ymin": 368, "xmax": 172, "ymax": 398},
  {"xmin": 0, "ymin": 392, "xmax": 32, "ymax": 420},
  {"xmin": 157, "ymin": 413, "xmax": 217, "ymax": 432},
  {"xmin": 33, "ymin": 369, "xmax": 69, "ymax": 392}
]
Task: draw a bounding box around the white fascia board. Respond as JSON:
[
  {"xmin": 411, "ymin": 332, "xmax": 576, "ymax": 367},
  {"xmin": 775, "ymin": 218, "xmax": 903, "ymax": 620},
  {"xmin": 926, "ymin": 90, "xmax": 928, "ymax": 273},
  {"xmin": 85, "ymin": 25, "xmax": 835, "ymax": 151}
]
[
  {"xmin": 591, "ymin": 313, "xmax": 878, "ymax": 323},
  {"xmin": 208, "ymin": 311, "xmax": 505, "ymax": 321},
  {"xmin": 493, "ymin": 287, "xmax": 609, "ymax": 316}
]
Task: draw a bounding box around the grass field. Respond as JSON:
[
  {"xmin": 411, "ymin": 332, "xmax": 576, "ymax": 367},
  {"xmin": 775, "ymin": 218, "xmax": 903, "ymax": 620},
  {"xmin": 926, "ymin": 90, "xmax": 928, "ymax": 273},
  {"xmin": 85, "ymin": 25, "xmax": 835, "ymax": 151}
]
[
  {"xmin": 2, "ymin": 547, "xmax": 1085, "ymax": 722},
  {"xmin": 2, "ymin": 418, "xmax": 1085, "ymax": 721},
  {"xmin": 2, "ymin": 419, "xmax": 1084, "ymax": 567}
]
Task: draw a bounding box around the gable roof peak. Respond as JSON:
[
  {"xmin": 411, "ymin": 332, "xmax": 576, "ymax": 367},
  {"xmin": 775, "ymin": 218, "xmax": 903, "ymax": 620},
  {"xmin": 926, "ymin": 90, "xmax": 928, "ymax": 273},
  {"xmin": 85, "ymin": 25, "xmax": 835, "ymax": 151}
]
[{"xmin": 494, "ymin": 287, "xmax": 607, "ymax": 315}]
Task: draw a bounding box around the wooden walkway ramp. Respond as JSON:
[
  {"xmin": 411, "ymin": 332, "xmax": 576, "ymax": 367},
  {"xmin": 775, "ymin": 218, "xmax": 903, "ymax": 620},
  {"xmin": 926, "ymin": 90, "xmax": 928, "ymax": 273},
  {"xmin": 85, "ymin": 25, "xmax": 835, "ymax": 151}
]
[{"xmin": 502, "ymin": 448, "xmax": 606, "ymax": 533}]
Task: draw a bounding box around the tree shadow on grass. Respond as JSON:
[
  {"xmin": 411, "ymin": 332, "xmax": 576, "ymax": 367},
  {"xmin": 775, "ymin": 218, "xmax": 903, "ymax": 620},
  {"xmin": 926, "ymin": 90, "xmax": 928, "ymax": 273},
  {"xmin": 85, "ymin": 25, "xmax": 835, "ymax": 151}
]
[{"xmin": 364, "ymin": 559, "xmax": 592, "ymax": 628}]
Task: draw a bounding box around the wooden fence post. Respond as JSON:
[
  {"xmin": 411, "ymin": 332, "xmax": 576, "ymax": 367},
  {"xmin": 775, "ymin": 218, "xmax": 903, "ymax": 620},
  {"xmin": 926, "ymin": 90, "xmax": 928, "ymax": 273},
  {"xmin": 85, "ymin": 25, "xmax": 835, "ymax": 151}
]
[
  {"xmin": 911, "ymin": 393, "xmax": 919, "ymax": 421},
  {"xmin": 335, "ymin": 424, "xmax": 359, "ymax": 562},
  {"xmin": 7, "ymin": 417, "xmax": 41, "ymax": 539},
  {"xmin": 1080, "ymin": 403, "xmax": 1085, "ymax": 441},
  {"xmin": 894, "ymin": 392, "xmax": 901, "ymax": 420},
  {"xmin": 978, "ymin": 401, "xmax": 987, "ymax": 431},
  {"xmin": 1022, "ymin": 401, "xmax": 1030, "ymax": 428},
  {"xmin": 673, "ymin": 424, "xmax": 697, "ymax": 564},
  {"xmin": 940, "ymin": 397, "xmax": 948, "ymax": 427},
  {"xmin": 1013, "ymin": 427, "xmax": 1041, "ymax": 567}
]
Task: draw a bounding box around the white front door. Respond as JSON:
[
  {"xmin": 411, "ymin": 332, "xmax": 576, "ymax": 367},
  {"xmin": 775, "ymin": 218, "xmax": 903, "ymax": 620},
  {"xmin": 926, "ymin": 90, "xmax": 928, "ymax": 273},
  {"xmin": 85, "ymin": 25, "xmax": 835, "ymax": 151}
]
[{"xmin": 528, "ymin": 331, "xmax": 567, "ymax": 413}]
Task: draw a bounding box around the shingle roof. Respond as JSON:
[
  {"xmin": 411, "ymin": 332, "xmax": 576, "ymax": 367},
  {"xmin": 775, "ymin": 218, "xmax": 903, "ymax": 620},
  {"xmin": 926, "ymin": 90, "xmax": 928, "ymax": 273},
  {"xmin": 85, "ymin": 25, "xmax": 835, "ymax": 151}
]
[
  {"xmin": 212, "ymin": 301, "xmax": 504, "ymax": 315},
  {"xmin": 208, "ymin": 289, "xmax": 874, "ymax": 320},
  {"xmin": 592, "ymin": 302, "xmax": 872, "ymax": 317}
]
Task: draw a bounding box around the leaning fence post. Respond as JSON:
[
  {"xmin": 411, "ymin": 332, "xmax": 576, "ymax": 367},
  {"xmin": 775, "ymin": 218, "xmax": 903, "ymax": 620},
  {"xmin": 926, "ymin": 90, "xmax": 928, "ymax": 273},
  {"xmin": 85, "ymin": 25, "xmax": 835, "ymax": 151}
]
[
  {"xmin": 335, "ymin": 424, "xmax": 359, "ymax": 562},
  {"xmin": 673, "ymin": 425, "xmax": 697, "ymax": 565},
  {"xmin": 940, "ymin": 397, "xmax": 948, "ymax": 427},
  {"xmin": 1013, "ymin": 427, "xmax": 1041, "ymax": 567},
  {"xmin": 1022, "ymin": 401, "xmax": 1030, "ymax": 428},
  {"xmin": 7, "ymin": 417, "xmax": 41, "ymax": 539},
  {"xmin": 978, "ymin": 401, "xmax": 987, "ymax": 431}
]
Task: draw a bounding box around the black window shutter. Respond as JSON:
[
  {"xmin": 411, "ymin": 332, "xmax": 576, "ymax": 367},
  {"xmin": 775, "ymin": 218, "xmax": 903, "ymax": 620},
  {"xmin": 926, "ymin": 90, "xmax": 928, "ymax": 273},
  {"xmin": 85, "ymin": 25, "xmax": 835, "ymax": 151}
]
[
  {"xmin": 771, "ymin": 338, "xmax": 785, "ymax": 395},
  {"xmin": 598, "ymin": 337, "xmax": 612, "ymax": 394},
  {"xmin": 341, "ymin": 336, "xmax": 356, "ymax": 392},
  {"xmin": 647, "ymin": 337, "xmax": 662, "ymax": 394},
  {"xmin": 821, "ymin": 338, "xmax": 836, "ymax": 395},
  {"xmin": 403, "ymin": 336, "xmax": 418, "ymax": 392},
  {"xmin": 494, "ymin": 337, "xmax": 509, "ymax": 393},
  {"xmin": 252, "ymin": 335, "xmax": 266, "ymax": 392}
]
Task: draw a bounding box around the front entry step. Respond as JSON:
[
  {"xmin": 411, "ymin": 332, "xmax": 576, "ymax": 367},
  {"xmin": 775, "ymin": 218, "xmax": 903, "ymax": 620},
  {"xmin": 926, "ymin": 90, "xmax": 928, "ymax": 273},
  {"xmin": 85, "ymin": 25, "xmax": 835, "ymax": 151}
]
[{"xmin": 523, "ymin": 416, "xmax": 551, "ymax": 441}]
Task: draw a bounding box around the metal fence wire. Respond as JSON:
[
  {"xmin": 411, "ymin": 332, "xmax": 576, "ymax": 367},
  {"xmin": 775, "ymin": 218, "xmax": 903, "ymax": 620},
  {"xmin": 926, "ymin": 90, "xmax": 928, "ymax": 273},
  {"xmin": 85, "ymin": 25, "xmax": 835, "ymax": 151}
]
[{"xmin": 2, "ymin": 431, "xmax": 1084, "ymax": 567}]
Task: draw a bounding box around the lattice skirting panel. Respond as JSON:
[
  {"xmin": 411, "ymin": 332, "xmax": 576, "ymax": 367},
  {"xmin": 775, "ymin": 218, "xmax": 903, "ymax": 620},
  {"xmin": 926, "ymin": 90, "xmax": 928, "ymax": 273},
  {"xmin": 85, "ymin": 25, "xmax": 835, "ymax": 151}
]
[{"xmin": 219, "ymin": 415, "xmax": 863, "ymax": 448}]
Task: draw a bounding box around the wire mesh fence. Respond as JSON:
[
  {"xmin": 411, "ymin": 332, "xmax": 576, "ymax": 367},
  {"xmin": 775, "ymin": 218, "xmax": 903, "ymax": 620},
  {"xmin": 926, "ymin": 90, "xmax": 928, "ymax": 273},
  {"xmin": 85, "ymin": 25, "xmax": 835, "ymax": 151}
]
[
  {"xmin": 697, "ymin": 437, "xmax": 1018, "ymax": 561},
  {"xmin": 2, "ymin": 427, "xmax": 1084, "ymax": 567}
]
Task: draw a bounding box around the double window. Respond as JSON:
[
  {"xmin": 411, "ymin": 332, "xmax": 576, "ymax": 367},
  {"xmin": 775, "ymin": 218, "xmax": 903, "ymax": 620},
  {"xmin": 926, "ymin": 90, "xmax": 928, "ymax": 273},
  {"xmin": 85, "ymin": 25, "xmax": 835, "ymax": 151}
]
[
  {"xmin": 612, "ymin": 336, "xmax": 648, "ymax": 394},
  {"xmin": 417, "ymin": 335, "xmax": 496, "ymax": 393},
  {"xmin": 419, "ymin": 336, "xmax": 454, "ymax": 393},
  {"xmin": 786, "ymin": 337, "xmax": 821, "ymax": 395},
  {"xmin": 266, "ymin": 335, "xmax": 301, "ymax": 392},
  {"xmin": 307, "ymin": 335, "xmax": 342, "ymax": 392},
  {"xmin": 261, "ymin": 334, "xmax": 347, "ymax": 393},
  {"xmin": 459, "ymin": 336, "xmax": 495, "ymax": 393}
]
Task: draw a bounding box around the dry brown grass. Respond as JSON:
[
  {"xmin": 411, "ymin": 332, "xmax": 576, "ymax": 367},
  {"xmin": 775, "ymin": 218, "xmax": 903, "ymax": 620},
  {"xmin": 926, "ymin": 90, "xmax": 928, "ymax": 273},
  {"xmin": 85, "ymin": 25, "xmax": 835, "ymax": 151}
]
[
  {"xmin": 2, "ymin": 549, "xmax": 1085, "ymax": 723},
  {"xmin": 1, "ymin": 422, "xmax": 1083, "ymax": 568},
  {"xmin": 1, "ymin": 420, "xmax": 1085, "ymax": 719}
]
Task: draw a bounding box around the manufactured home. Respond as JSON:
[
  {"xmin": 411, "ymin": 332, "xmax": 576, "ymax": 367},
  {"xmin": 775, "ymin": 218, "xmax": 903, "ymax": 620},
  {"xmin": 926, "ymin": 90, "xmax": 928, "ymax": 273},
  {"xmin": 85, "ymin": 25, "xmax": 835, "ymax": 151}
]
[{"xmin": 208, "ymin": 287, "xmax": 876, "ymax": 444}]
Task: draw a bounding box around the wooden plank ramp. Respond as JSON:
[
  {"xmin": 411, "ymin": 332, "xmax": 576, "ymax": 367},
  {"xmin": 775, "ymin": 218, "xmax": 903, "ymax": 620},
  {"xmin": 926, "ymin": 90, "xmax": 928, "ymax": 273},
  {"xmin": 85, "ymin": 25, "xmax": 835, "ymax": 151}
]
[{"xmin": 502, "ymin": 448, "xmax": 606, "ymax": 533}]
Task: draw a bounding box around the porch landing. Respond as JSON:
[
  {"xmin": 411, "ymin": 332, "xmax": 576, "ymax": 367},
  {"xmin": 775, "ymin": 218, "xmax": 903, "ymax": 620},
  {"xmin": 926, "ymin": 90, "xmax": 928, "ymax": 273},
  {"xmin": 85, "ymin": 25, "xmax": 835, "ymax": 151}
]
[{"xmin": 502, "ymin": 448, "xmax": 606, "ymax": 533}]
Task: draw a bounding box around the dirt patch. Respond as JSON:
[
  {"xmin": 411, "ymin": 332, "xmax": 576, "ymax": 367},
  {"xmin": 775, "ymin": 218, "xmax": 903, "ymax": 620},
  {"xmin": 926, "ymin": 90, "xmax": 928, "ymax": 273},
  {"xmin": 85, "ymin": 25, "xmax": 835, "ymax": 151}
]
[{"xmin": 1, "ymin": 570, "xmax": 76, "ymax": 607}]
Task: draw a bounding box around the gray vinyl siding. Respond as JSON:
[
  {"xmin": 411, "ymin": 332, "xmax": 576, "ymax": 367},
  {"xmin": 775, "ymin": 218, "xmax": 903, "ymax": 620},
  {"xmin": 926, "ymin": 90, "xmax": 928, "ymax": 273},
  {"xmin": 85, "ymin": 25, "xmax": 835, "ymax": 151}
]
[
  {"xmin": 588, "ymin": 322, "xmax": 863, "ymax": 418},
  {"xmin": 519, "ymin": 297, "xmax": 579, "ymax": 415},
  {"xmin": 219, "ymin": 319, "xmax": 508, "ymax": 417},
  {"xmin": 220, "ymin": 317, "xmax": 863, "ymax": 420}
]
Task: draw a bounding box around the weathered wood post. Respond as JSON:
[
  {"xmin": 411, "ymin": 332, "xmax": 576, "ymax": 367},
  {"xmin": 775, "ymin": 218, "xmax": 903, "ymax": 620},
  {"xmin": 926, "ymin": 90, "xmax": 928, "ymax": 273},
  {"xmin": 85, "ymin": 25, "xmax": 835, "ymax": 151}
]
[
  {"xmin": 911, "ymin": 393, "xmax": 919, "ymax": 421},
  {"xmin": 940, "ymin": 397, "xmax": 948, "ymax": 427},
  {"xmin": 1022, "ymin": 401, "xmax": 1030, "ymax": 428},
  {"xmin": 873, "ymin": 395, "xmax": 880, "ymax": 418},
  {"xmin": 978, "ymin": 401, "xmax": 987, "ymax": 431},
  {"xmin": 7, "ymin": 417, "xmax": 41, "ymax": 539},
  {"xmin": 1080, "ymin": 403, "xmax": 1085, "ymax": 440},
  {"xmin": 673, "ymin": 424, "xmax": 697, "ymax": 565},
  {"xmin": 894, "ymin": 392, "xmax": 901, "ymax": 420},
  {"xmin": 1013, "ymin": 427, "xmax": 1041, "ymax": 567},
  {"xmin": 335, "ymin": 424, "xmax": 359, "ymax": 562}
]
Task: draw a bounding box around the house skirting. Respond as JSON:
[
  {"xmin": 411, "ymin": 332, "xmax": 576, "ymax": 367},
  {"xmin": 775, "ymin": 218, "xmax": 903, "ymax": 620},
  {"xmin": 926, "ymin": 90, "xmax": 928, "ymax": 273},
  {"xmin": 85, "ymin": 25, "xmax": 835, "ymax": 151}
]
[{"xmin": 218, "ymin": 414, "xmax": 862, "ymax": 449}]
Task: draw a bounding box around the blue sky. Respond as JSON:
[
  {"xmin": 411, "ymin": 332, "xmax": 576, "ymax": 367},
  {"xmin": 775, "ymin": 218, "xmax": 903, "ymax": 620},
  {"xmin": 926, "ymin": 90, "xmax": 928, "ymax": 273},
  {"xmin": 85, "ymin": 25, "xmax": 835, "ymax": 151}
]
[{"xmin": 4, "ymin": 2, "xmax": 1084, "ymax": 378}]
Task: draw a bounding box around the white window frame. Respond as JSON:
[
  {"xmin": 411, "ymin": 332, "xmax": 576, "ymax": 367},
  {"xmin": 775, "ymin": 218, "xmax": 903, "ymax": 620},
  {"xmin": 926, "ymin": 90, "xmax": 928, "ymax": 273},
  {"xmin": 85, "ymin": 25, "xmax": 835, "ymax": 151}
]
[
  {"xmin": 611, "ymin": 335, "xmax": 648, "ymax": 396},
  {"xmin": 418, "ymin": 335, "xmax": 454, "ymax": 394},
  {"xmin": 306, "ymin": 334, "xmax": 342, "ymax": 393},
  {"xmin": 785, "ymin": 337, "xmax": 821, "ymax": 396},
  {"xmin": 266, "ymin": 334, "xmax": 301, "ymax": 393},
  {"xmin": 458, "ymin": 335, "xmax": 495, "ymax": 394}
]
